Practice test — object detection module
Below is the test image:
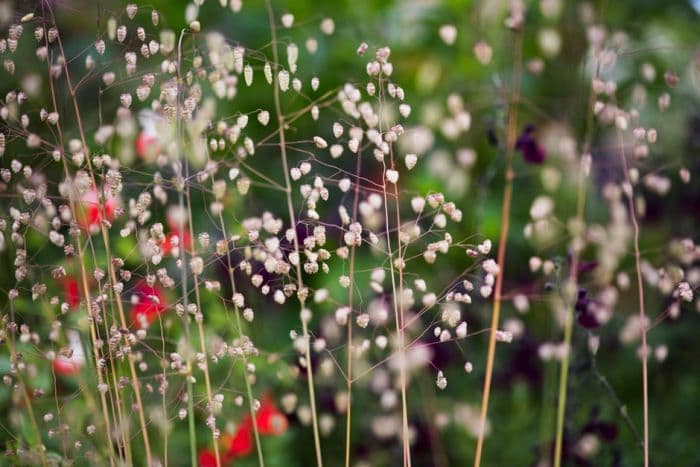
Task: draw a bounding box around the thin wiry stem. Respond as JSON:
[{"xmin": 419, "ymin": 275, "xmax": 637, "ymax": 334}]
[
  {"xmin": 215, "ymin": 205, "xmax": 265, "ymax": 467},
  {"xmin": 186, "ymin": 178, "xmax": 222, "ymax": 466},
  {"xmin": 615, "ymin": 124, "xmax": 650, "ymax": 467},
  {"xmin": 474, "ymin": 28, "xmax": 523, "ymax": 467},
  {"xmin": 175, "ymin": 27, "xmax": 209, "ymax": 467},
  {"xmin": 553, "ymin": 51, "xmax": 600, "ymax": 467},
  {"xmin": 40, "ymin": 12, "xmax": 119, "ymax": 463},
  {"xmin": 43, "ymin": 3, "xmax": 153, "ymax": 463},
  {"xmin": 264, "ymin": 1, "xmax": 323, "ymax": 465},
  {"xmin": 344, "ymin": 149, "xmax": 362, "ymax": 467},
  {"xmin": 376, "ymin": 73, "xmax": 411, "ymax": 467},
  {"xmin": 6, "ymin": 303, "xmax": 49, "ymax": 467}
]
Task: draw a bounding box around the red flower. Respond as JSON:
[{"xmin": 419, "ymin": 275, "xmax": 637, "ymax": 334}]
[
  {"xmin": 228, "ymin": 423, "xmax": 254, "ymax": 458},
  {"xmin": 63, "ymin": 277, "xmax": 81, "ymax": 309},
  {"xmin": 159, "ymin": 229, "xmax": 192, "ymax": 257},
  {"xmin": 199, "ymin": 395, "xmax": 288, "ymax": 465},
  {"xmin": 135, "ymin": 130, "xmax": 160, "ymax": 161},
  {"xmin": 252, "ymin": 395, "xmax": 289, "ymax": 436},
  {"xmin": 130, "ymin": 281, "xmax": 167, "ymax": 329},
  {"xmin": 136, "ymin": 110, "xmax": 164, "ymax": 162},
  {"xmin": 74, "ymin": 186, "xmax": 119, "ymax": 232},
  {"xmin": 198, "ymin": 450, "xmax": 217, "ymax": 467},
  {"xmin": 52, "ymin": 330, "xmax": 85, "ymax": 376}
]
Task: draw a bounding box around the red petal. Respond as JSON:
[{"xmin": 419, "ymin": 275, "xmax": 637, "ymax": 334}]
[
  {"xmin": 136, "ymin": 132, "xmax": 159, "ymax": 160},
  {"xmin": 229, "ymin": 423, "xmax": 253, "ymax": 457},
  {"xmin": 53, "ymin": 357, "xmax": 81, "ymax": 376},
  {"xmin": 63, "ymin": 278, "xmax": 81, "ymax": 309},
  {"xmin": 255, "ymin": 397, "xmax": 288, "ymax": 436},
  {"xmin": 198, "ymin": 450, "xmax": 218, "ymax": 467}
]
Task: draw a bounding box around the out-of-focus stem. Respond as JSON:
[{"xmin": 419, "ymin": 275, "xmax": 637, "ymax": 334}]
[
  {"xmin": 474, "ymin": 29, "xmax": 523, "ymax": 467},
  {"xmin": 614, "ymin": 125, "xmax": 649, "ymax": 467},
  {"xmin": 264, "ymin": 1, "xmax": 323, "ymax": 465},
  {"xmin": 344, "ymin": 151, "xmax": 362, "ymax": 467}
]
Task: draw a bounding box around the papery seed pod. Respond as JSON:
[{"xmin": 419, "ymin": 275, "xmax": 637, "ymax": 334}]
[
  {"xmin": 8, "ymin": 38, "xmax": 17, "ymax": 53},
  {"xmin": 257, "ymin": 110, "xmax": 269, "ymax": 126},
  {"xmin": 107, "ymin": 17, "xmax": 117, "ymax": 40},
  {"xmin": 306, "ymin": 38, "xmax": 318, "ymax": 54},
  {"xmin": 0, "ymin": 133, "xmax": 5, "ymax": 156},
  {"xmin": 311, "ymin": 76, "xmax": 319, "ymax": 91},
  {"xmin": 278, "ymin": 70, "xmax": 290, "ymax": 92},
  {"xmin": 330, "ymin": 144, "xmax": 343, "ymax": 159},
  {"xmin": 137, "ymin": 26, "xmax": 146, "ymax": 42},
  {"xmin": 244, "ymin": 137, "xmax": 254, "ymax": 155},
  {"xmin": 233, "ymin": 46, "xmax": 244, "ymax": 73},
  {"xmin": 148, "ymin": 40, "xmax": 159, "ymax": 55},
  {"xmin": 386, "ymin": 169, "xmax": 399, "ymax": 184},
  {"xmin": 102, "ymin": 72, "xmax": 115, "ymax": 86},
  {"xmin": 47, "ymin": 112, "xmax": 59, "ymax": 125},
  {"xmin": 9, "ymin": 24, "xmax": 23, "ymax": 40},
  {"xmin": 439, "ymin": 24, "xmax": 458, "ymax": 45},
  {"xmin": 27, "ymin": 133, "xmax": 41, "ymax": 148},
  {"xmin": 36, "ymin": 46, "xmax": 47, "ymax": 61},
  {"xmin": 292, "ymin": 78, "xmax": 301, "ymax": 92},
  {"xmin": 151, "ymin": 10, "xmax": 159, "ymax": 26},
  {"xmin": 117, "ymin": 25, "xmax": 127, "ymax": 43},
  {"xmin": 244, "ymin": 64, "xmax": 253, "ymax": 86},
  {"xmin": 160, "ymin": 30, "xmax": 175, "ymax": 54},
  {"xmin": 126, "ymin": 4, "xmax": 138, "ymax": 19},
  {"xmin": 320, "ymin": 18, "xmax": 335, "ymax": 35},
  {"xmin": 4, "ymin": 59, "xmax": 15, "ymax": 75},
  {"xmin": 264, "ymin": 62, "xmax": 272, "ymax": 84},
  {"xmin": 332, "ymin": 122, "xmax": 343, "ymax": 138},
  {"xmin": 95, "ymin": 40, "xmax": 105, "ymax": 55},
  {"xmin": 120, "ymin": 93, "xmax": 132, "ymax": 108},
  {"xmin": 404, "ymin": 153, "xmax": 417, "ymax": 170},
  {"xmin": 85, "ymin": 55, "xmax": 94, "ymax": 70},
  {"xmin": 125, "ymin": 51, "xmax": 137, "ymax": 65},
  {"xmin": 311, "ymin": 105, "xmax": 319, "ymax": 120},
  {"xmin": 142, "ymin": 73, "xmax": 155, "ymax": 87},
  {"xmin": 140, "ymin": 43, "xmax": 150, "ymax": 58},
  {"xmin": 474, "ymin": 40, "xmax": 493, "ymax": 65},
  {"xmin": 287, "ymin": 43, "xmax": 298, "ymax": 73},
  {"xmin": 48, "ymin": 27, "xmax": 58, "ymax": 43},
  {"xmin": 237, "ymin": 177, "xmax": 250, "ymax": 195},
  {"xmin": 136, "ymin": 85, "xmax": 150, "ymax": 101},
  {"xmin": 357, "ymin": 41, "xmax": 368, "ymax": 55},
  {"xmin": 281, "ymin": 13, "xmax": 294, "ymax": 28}
]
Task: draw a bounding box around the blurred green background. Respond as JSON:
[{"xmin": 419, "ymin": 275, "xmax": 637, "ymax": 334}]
[{"xmin": 1, "ymin": 0, "xmax": 699, "ymax": 466}]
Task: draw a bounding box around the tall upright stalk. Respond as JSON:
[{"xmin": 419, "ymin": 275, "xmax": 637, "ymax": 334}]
[
  {"xmin": 42, "ymin": 3, "xmax": 154, "ymax": 464},
  {"xmin": 173, "ymin": 28, "xmax": 204, "ymax": 467},
  {"xmin": 40, "ymin": 7, "xmax": 121, "ymax": 464},
  {"xmin": 264, "ymin": 1, "xmax": 324, "ymax": 465},
  {"xmin": 473, "ymin": 29, "xmax": 523, "ymax": 467},
  {"xmin": 214, "ymin": 206, "xmax": 265, "ymax": 467},
  {"xmin": 552, "ymin": 55, "xmax": 600, "ymax": 467},
  {"xmin": 175, "ymin": 28, "xmax": 222, "ymax": 467},
  {"xmin": 615, "ymin": 125, "xmax": 649, "ymax": 467},
  {"xmin": 6, "ymin": 304, "xmax": 50, "ymax": 467},
  {"xmin": 344, "ymin": 150, "xmax": 362, "ymax": 467}
]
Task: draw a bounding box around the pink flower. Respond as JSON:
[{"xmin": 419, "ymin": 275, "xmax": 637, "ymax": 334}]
[{"xmin": 74, "ymin": 186, "xmax": 119, "ymax": 232}]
